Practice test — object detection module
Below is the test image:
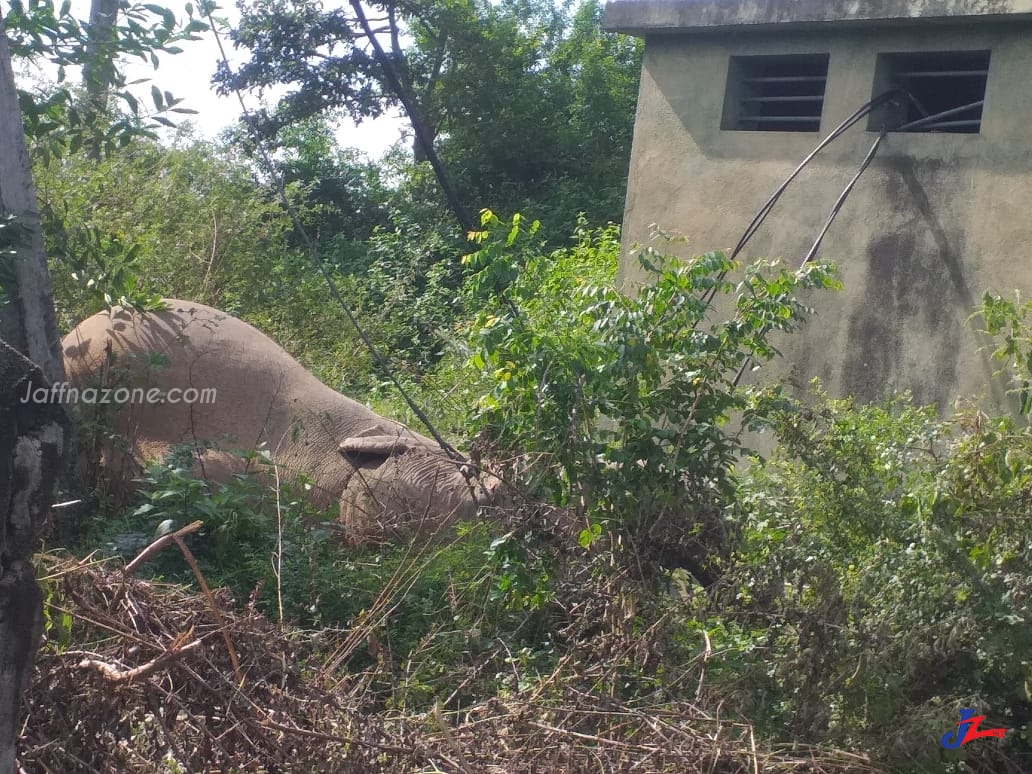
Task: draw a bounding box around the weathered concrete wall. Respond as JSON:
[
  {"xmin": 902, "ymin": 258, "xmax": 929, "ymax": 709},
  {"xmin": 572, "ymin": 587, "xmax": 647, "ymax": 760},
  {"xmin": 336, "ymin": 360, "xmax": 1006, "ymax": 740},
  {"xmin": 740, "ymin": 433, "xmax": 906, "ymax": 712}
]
[
  {"xmin": 615, "ymin": 21, "xmax": 1032, "ymax": 410},
  {"xmin": 605, "ymin": 0, "xmax": 1032, "ymax": 34}
]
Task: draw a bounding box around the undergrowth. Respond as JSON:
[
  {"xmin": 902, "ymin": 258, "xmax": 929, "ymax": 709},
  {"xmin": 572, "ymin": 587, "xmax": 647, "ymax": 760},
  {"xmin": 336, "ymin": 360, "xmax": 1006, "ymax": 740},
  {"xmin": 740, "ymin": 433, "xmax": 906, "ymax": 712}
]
[{"xmin": 56, "ymin": 221, "xmax": 1032, "ymax": 773}]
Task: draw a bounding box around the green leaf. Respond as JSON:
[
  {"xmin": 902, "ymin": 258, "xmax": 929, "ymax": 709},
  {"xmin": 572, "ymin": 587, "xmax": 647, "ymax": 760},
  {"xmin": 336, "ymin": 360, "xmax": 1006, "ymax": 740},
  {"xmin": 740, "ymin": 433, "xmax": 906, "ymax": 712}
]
[{"xmin": 154, "ymin": 519, "xmax": 176, "ymax": 537}]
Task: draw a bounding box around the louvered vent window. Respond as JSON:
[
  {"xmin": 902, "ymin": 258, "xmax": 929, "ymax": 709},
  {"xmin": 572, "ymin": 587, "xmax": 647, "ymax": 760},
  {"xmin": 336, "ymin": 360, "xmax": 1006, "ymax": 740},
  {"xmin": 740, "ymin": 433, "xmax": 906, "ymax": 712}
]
[
  {"xmin": 869, "ymin": 51, "xmax": 990, "ymax": 133},
  {"xmin": 721, "ymin": 53, "xmax": 829, "ymax": 132}
]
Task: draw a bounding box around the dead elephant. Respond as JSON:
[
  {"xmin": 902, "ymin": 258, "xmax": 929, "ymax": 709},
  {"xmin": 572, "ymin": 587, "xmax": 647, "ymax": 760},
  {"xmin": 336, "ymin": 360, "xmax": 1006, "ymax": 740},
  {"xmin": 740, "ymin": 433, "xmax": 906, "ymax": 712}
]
[{"xmin": 60, "ymin": 299, "xmax": 498, "ymax": 541}]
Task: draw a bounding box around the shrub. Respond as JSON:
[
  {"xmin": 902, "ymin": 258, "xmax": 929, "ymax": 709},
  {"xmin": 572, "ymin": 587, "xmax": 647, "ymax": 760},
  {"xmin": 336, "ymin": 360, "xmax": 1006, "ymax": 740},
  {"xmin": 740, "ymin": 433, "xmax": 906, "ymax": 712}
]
[
  {"xmin": 460, "ymin": 211, "xmax": 838, "ymax": 581},
  {"xmin": 89, "ymin": 448, "xmax": 551, "ymax": 695},
  {"xmin": 715, "ymin": 385, "xmax": 1032, "ymax": 769}
]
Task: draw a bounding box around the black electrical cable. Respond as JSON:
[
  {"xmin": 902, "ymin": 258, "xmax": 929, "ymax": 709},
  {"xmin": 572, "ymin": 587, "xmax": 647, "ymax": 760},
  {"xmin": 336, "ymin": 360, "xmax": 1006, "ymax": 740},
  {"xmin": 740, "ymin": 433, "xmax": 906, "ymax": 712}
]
[
  {"xmin": 726, "ymin": 94, "xmax": 984, "ymax": 390},
  {"xmin": 204, "ymin": 8, "xmax": 467, "ymax": 465},
  {"xmin": 796, "ymin": 97, "xmax": 983, "ymax": 271},
  {"xmin": 802, "ymin": 129, "xmax": 889, "ymax": 266},
  {"xmin": 730, "ymin": 128, "xmax": 890, "ymax": 389},
  {"xmin": 895, "ymin": 99, "xmax": 984, "ymax": 132},
  {"xmin": 794, "ymin": 96, "xmax": 987, "ymax": 266},
  {"xmin": 698, "ymin": 88, "xmax": 905, "ymax": 310}
]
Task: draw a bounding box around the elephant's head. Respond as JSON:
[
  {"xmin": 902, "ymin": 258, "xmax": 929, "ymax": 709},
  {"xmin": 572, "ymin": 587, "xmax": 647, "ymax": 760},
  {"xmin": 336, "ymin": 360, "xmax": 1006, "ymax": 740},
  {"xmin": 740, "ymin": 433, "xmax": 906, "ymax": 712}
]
[{"xmin": 337, "ymin": 436, "xmax": 501, "ymax": 542}]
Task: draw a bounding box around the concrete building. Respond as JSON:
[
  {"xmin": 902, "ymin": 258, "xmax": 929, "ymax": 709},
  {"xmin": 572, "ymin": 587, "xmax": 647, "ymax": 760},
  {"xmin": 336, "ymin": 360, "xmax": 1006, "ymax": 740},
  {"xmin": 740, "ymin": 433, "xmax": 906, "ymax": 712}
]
[{"xmin": 604, "ymin": 0, "xmax": 1032, "ymax": 410}]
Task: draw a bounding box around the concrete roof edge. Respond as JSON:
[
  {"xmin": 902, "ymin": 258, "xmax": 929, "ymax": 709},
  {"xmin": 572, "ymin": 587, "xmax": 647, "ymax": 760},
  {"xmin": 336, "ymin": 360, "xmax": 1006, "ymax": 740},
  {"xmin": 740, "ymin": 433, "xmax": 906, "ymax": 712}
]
[{"xmin": 603, "ymin": 0, "xmax": 1032, "ymax": 35}]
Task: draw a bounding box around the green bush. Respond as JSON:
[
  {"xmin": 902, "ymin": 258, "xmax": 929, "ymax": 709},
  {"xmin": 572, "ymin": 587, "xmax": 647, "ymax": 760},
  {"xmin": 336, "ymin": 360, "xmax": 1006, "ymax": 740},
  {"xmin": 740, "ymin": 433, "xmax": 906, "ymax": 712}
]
[
  {"xmin": 460, "ymin": 211, "xmax": 837, "ymax": 580},
  {"xmin": 93, "ymin": 449, "xmax": 315, "ymax": 597},
  {"xmin": 712, "ymin": 385, "xmax": 1032, "ymax": 768},
  {"xmin": 88, "ymin": 449, "xmax": 552, "ymax": 698}
]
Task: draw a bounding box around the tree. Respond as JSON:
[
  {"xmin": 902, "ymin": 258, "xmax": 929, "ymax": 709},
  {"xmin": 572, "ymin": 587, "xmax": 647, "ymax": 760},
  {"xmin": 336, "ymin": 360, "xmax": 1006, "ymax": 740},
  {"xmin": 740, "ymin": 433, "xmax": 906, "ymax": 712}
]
[
  {"xmin": 82, "ymin": 0, "xmax": 121, "ymax": 158},
  {"xmin": 0, "ymin": 19, "xmax": 62, "ymax": 381},
  {"xmin": 218, "ymin": 0, "xmax": 472, "ymax": 230},
  {"xmin": 6, "ymin": 0, "xmax": 208, "ymax": 160},
  {"xmin": 2, "ymin": 0, "xmax": 210, "ymax": 366},
  {"xmin": 216, "ymin": 0, "xmax": 641, "ymax": 238},
  {"xmin": 425, "ymin": 0, "xmax": 642, "ymax": 232},
  {"xmin": 260, "ymin": 117, "xmax": 391, "ymax": 253},
  {"xmin": 0, "ymin": 18, "xmax": 70, "ymax": 774}
]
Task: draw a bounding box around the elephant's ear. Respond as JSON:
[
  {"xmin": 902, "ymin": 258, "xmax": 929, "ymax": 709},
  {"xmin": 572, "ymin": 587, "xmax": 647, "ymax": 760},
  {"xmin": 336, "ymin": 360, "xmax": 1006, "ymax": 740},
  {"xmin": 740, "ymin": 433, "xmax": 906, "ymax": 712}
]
[{"xmin": 339, "ymin": 435, "xmax": 412, "ymax": 459}]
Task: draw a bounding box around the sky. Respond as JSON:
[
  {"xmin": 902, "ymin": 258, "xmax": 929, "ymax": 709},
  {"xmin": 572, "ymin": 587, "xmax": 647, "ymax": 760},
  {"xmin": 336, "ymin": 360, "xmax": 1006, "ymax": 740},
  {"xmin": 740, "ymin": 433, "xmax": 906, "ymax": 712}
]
[{"xmin": 17, "ymin": 0, "xmax": 407, "ymax": 158}]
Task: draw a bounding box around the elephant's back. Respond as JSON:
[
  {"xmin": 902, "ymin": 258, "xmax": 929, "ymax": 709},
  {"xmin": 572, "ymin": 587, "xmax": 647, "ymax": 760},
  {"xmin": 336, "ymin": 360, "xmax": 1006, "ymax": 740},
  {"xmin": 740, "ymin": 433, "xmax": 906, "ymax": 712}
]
[
  {"xmin": 64, "ymin": 299, "xmax": 309, "ymax": 388},
  {"xmin": 60, "ymin": 299, "xmax": 327, "ymax": 455}
]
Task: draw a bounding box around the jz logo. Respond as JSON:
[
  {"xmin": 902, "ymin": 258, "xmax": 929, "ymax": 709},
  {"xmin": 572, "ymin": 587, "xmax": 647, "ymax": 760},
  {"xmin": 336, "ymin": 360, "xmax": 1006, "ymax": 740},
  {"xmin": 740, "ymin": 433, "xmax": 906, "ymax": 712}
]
[{"xmin": 940, "ymin": 709, "xmax": 1007, "ymax": 748}]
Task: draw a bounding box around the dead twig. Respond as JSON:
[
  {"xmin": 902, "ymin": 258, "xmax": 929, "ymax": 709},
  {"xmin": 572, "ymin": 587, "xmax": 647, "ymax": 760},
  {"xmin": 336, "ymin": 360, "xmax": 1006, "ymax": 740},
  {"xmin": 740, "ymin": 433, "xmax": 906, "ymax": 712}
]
[
  {"xmin": 77, "ymin": 633, "xmax": 202, "ymax": 683},
  {"xmin": 171, "ymin": 533, "xmax": 245, "ymax": 687},
  {"xmin": 121, "ymin": 520, "xmax": 244, "ymax": 686},
  {"xmin": 122, "ymin": 520, "xmax": 204, "ymax": 577}
]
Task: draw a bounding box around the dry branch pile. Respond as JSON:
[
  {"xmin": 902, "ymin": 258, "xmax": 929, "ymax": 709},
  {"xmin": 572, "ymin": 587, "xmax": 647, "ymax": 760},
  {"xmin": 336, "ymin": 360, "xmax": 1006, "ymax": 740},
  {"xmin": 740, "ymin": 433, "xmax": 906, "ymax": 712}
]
[{"xmin": 20, "ymin": 553, "xmax": 885, "ymax": 773}]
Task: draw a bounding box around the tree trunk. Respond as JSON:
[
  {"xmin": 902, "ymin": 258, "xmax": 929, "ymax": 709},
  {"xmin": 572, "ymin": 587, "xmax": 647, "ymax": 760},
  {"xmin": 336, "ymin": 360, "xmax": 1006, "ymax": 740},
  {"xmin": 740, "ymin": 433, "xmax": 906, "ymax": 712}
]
[
  {"xmin": 0, "ymin": 22, "xmax": 69, "ymax": 773},
  {"xmin": 83, "ymin": 0, "xmax": 120, "ymax": 159},
  {"xmin": 0, "ymin": 25, "xmax": 65, "ymax": 384},
  {"xmin": 350, "ymin": 0, "xmax": 473, "ymax": 234},
  {"xmin": 0, "ymin": 339, "xmax": 69, "ymax": 774}
]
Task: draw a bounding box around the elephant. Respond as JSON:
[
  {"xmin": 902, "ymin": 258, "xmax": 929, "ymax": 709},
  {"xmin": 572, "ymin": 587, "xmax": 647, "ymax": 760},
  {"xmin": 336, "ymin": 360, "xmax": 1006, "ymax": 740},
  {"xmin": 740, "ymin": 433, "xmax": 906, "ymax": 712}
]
[{"xmin": 60, "ymin": 299, "xmax": 498, "ymax": 541}]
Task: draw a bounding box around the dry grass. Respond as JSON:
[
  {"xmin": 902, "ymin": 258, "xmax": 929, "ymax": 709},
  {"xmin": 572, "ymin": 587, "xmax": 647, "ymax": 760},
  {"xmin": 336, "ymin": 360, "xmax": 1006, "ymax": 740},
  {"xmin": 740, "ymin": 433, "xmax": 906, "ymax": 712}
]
[{"xmin": 17, "ymin": 547, "xmax": 889, "ymax": 774}]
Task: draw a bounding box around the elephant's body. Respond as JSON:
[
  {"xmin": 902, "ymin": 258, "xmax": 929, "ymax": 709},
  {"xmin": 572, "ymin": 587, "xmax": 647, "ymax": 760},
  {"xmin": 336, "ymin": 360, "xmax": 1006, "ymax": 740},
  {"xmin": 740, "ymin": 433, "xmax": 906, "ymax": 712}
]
[{"xmin": 61, "ymin": 299, "xmax": 488, "ymax": 540}]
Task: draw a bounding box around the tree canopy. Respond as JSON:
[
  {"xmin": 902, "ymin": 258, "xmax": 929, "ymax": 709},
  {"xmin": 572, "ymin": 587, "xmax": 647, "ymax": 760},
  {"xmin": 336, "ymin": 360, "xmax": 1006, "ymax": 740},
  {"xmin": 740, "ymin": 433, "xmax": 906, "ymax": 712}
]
[{"xmin": 216, "ymin": 0, "xmax": 641, "ymax": 234}]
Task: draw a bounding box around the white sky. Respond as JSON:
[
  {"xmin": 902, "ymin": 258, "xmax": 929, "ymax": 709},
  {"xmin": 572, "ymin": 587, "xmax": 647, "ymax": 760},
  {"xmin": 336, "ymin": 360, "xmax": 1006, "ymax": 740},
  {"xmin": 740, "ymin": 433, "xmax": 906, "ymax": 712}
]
[{"xmin": 17, "ymin": 0, "xmax": 408, "ymax": 158}]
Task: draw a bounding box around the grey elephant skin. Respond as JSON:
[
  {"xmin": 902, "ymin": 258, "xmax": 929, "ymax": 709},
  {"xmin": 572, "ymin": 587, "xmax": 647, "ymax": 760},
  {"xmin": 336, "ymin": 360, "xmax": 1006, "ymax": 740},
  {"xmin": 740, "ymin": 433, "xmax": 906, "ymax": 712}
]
[{"xmin": 61, "ymin": 299, "xmax": 495, "ymax": 541}]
